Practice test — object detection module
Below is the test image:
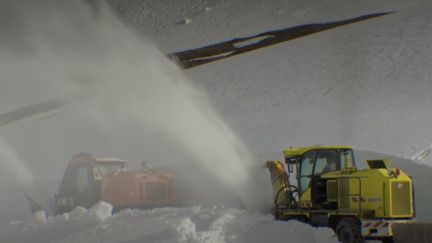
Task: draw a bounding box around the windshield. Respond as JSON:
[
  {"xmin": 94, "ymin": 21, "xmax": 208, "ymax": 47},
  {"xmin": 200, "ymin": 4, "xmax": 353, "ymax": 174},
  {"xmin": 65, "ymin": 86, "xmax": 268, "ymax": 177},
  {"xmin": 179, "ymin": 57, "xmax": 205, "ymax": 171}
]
[
  {"xmin": 93, "ymin": 163, "xmax": 125, "ymax": 179},
  {"xmin": 314, "ymin": 150, "xmax": 338, "ymax": 175},
  {"xmin": 299, "ymin": 150, "xmax": 316, "ymax": 194}
]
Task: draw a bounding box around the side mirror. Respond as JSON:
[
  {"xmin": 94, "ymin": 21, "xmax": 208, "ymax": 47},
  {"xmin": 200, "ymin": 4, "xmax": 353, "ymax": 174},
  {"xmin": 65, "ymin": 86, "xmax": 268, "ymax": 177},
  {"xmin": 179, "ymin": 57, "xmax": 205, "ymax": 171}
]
[
  {"xmin": 93, "ymin": 167, "xmax": 103, "ymax": 180},
  {"xmin": 285, "ymin": 157, "xmax": 297, "ymax": 173}
]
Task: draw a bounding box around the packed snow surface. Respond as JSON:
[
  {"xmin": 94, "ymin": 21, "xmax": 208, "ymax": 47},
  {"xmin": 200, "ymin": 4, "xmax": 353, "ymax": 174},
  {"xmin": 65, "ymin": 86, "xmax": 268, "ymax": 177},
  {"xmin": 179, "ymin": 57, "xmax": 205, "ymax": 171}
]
[{"xmin": 0, "ymin": 202, "xmax": 336, "ymax": 243}]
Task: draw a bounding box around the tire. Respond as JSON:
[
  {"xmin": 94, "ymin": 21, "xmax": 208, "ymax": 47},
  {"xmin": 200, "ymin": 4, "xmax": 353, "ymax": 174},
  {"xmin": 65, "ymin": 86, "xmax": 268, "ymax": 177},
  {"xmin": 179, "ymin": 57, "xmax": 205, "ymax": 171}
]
[{"xmin": 336, "ymin": 218, "xmax": 363, "ymax": 243}]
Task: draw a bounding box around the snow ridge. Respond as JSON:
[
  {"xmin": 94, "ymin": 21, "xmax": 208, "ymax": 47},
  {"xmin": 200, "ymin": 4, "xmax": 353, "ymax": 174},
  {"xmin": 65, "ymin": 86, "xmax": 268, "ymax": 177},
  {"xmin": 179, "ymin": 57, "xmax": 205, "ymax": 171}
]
[{"xmin": 0, "ymin": 203, "xmax": 336, "ymax": 243}]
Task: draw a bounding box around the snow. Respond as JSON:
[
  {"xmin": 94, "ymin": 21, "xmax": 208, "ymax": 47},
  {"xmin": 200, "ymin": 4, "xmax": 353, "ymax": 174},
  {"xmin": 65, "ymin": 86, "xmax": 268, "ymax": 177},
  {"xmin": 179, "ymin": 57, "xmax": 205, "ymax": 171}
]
[
  {"xmin": 94, "ymin": 157, "xmax": 128, "ymax": 163},
  {"xmin": 185, "ymin": 4, "xmax": 432, "ymax": 159},
  {"xmin": 107, "ymin": 0, "xmax": 426, "ymax": 52},
  {"xmin": 0, "ymin": 202, "xmax": 113, "ymax": 243},
  {"xmin": 1, "ymin": 0, "xmax": 432, "ymax": 242},
  {"xmin": 233, "ymin": 36, "xmax": 274, "ymax": 48},
  {"xmin": 190, "ymin": 51, "xmax": 235, "ymax": 62},
  {"xmin": 411, "ymin": 145, "xmax": 432, "ymax": 162},
  {"xmin": 0, "ymin": 202, "xmax": 336, "ymax": 243}
]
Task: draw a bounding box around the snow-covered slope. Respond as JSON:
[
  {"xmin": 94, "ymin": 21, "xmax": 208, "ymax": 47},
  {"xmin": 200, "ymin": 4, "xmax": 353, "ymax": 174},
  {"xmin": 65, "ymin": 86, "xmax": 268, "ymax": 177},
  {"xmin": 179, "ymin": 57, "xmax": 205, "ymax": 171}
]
[
  {"xmin": 107, "ymin": 0, "xmax": 432, "ymax": 160},
  {"xmin": 107, "ymin": 0, "xmax": 426, "ymax": 52},
  {"xmin": 186, "ymin": 5, "xmax": 432, "ymax": 159}
]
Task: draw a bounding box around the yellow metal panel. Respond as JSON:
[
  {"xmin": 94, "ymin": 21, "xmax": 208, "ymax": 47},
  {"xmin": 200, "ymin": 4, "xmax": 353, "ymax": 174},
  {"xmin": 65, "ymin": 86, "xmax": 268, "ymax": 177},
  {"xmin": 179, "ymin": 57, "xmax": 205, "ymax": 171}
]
[
  {"xmin": 283, "ymin": 145, "xmax": 352, "ymax": 158},
  {"xmin": 391, "ymin": 181, "xmax": 411, "ymax": 216},
  {"xmin": 339, "ymin": 178, "xmax": 350, "ymax": 209},
  {"xmin": 327, "ymin": 180, "xmax": 338, "ymax": 202},
  {"xmin": 266, "ymin": 161, "xmax": 290, "ymax": 205},
  {"xmin": 300, "ymin": 187, "xmax": 311, "ymax": 206}
]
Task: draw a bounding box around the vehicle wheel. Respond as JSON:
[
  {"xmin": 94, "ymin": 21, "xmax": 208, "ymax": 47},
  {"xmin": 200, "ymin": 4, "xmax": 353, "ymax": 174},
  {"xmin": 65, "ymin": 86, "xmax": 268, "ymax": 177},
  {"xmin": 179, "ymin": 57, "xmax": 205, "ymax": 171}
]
[{"xmin": 336, "ymin": 218, "xmax": 363, "ymax": 243}]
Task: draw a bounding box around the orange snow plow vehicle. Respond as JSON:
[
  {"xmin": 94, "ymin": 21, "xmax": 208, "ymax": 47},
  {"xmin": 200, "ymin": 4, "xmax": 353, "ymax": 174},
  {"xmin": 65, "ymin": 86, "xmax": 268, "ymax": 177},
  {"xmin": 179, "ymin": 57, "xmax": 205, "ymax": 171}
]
[{"xmin": 54, "ymin": 153, "xmax": 175, "ymax": 214}]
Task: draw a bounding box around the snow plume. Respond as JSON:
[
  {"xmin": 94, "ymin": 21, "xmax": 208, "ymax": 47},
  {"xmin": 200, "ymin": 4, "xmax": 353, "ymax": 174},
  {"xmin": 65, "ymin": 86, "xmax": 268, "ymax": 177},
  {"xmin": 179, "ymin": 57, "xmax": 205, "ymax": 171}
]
[
  {"xmin": 0, "ymin": 134, "xmax": 37, "ymax": 225},
  {"xmin": 0, "ymin": 135, "xmax": 33, "ymax": 185},
  {"xmin": 0, "ymin": 0, "xmax": 262, "ymax": 209}
]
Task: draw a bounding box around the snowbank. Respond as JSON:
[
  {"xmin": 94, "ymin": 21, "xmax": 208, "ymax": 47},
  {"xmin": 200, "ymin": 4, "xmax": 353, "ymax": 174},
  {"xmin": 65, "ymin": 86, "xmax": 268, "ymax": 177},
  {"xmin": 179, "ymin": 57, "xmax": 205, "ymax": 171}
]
[
  {"xmin": 0, "ymin": 201, "xmax": 113, "ymax": 243},
  {"xmin": 0, "ymin": 202, "xmax": 336, "ymax": 243}
]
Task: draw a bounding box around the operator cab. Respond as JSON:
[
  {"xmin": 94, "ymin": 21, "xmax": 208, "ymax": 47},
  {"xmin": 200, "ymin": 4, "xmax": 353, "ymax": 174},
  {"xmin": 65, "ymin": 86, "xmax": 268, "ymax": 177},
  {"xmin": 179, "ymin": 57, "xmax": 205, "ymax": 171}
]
[
  {"xmin": 285, "ymin": 146, "xmax": 356, "ymax": 209},
  {"xmin": 55, "ymin": 153, "xmax": 127, "ymax": 214}
]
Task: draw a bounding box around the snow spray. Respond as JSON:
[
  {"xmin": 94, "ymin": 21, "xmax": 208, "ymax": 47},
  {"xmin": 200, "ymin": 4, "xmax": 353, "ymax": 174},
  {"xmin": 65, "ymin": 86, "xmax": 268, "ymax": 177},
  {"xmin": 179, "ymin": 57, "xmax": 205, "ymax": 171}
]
[
  {"xmin": 0, "ymin": 134, "xmax": 40, "ymax": 225},
  {"xmin": 0, "ymin": 0, "xmax": 263, "ymax": 209},
  {"xmin": 0, "ymin": 136, "xmax": 33, "ymax": 185}
]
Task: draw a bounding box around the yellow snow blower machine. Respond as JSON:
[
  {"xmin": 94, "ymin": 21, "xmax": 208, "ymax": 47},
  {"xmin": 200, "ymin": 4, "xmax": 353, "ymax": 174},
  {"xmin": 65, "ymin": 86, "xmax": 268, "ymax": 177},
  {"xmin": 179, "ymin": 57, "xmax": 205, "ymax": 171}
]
[{"xmin": 266, "ymin": 145, "xmax": 416, "ymax": 243}]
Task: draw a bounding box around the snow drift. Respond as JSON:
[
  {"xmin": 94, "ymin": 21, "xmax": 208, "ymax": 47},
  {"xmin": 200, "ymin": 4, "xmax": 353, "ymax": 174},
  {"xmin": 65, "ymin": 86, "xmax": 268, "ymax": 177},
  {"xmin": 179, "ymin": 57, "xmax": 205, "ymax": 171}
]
[{"xmin": 0, "ymin": 202, "xmax": 336, "ymax": 243}]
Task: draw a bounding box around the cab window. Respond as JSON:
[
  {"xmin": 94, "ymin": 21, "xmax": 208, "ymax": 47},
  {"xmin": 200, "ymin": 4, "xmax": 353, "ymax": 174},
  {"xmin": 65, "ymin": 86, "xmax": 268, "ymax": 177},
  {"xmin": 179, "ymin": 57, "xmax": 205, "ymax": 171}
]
[
  {"xmin": 299, "ymin": 150, "xmax": 316, "ymax": 194},
  {"xmin": 76, "ymin": 166, "xmax": 89, "ymax": 194},
  {"xmin": 314, "ymin": 150, "xmax": 338, "ymax": 175},
  {"xmin": 93, "ymin": 163, "xmax": 124, "ymax": 179}
]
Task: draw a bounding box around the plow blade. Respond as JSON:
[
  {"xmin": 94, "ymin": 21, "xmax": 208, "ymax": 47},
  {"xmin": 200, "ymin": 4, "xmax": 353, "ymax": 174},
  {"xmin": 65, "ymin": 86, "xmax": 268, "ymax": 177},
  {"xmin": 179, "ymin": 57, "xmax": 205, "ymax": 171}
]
[{"xmin": 392, "ymin": 223, "xmax": 432, "ymax": 243}]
